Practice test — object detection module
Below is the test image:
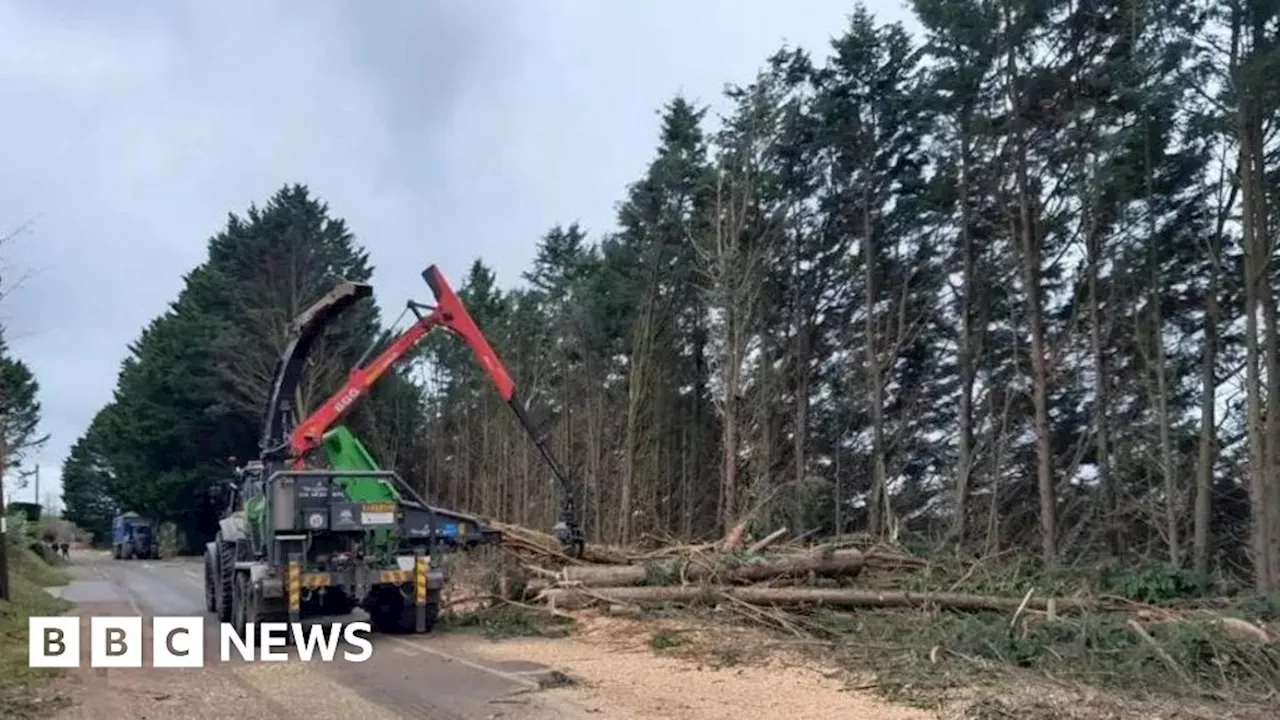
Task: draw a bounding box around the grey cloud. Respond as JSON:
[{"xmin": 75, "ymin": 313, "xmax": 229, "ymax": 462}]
[{"xmin": 0, "ymin": 0, "xmax": 898, "ymax": 506}]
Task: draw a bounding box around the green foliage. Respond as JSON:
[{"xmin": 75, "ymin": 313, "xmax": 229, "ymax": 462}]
[
  {"xmin": 0, "ymin": 327, "xmax": 46, "ymax": 475},
  {"xmin": 649, "ymin": 629, "xmax": 685, "ymax": 650},
  {"xmin": 0, "ymin": 536, "xmax": 71, "ymax": 719},
  {"xmin": 1101, "ymin": 564, "xmax": 1212, "ymax": 604},
  {"xmin": 61, "ymin": 184, "xmax": 417, "ymax": 550},
  {"xmin": 7, "ymin": 502, "xmax": 39, "ymax": 522},
  {"xmin": 818, "ymin": 607, "xmax": 1280, "ymax": 710},
  {"xmin": 443, "ymin": 603, "xmax": 574, "ymax": 640},
  {"xmin": 59, "ymin": 415, "xmax": 121, "ymax": 545}
]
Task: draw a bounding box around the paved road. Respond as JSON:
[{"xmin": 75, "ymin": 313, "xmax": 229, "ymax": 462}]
[{"xmin": 48, "ymin": 550, "xmax": 593, "ymax": 720}]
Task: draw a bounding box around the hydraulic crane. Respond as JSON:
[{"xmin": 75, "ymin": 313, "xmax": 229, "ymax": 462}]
[
  {"xmin": 205, "ymin": 263, "xmax": 586, "ymax": 637},
  {"xmin": 261, "ymin": 264, "xmax": 585, "ymax": 557}
]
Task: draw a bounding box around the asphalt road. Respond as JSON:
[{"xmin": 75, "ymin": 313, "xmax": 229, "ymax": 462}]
[{"xmin": 47, "ymin": 550, "xmax": 590, "ymax": 720}]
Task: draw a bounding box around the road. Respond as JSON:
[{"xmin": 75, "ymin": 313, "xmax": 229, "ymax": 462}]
[{"xmin": 45, "ymin": 550, "xmax": 599, "ymax": 720}]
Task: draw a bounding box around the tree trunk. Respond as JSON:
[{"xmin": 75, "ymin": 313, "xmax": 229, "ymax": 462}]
[
  {"xmin": 1193, "ymin": 242, "xmax": 1220, "ymax": 576},
  {"xmin": 953, "ymin": 117, "xmax": 977, "ymax": 546},
  {"xmin": 1086, "ymin": 159, "xmax": 1116, "ymax": 557},
  {"xmin": 1239, "ymin": 74, "xmax": 1271, "ymax": 591},
  {"xmin": 1008, "ymin": 39, "xmax": 1056, "ymax": 566},
  {"xmin": 540, "ymin": 585, "xmax": 1096, "ymax": 613},
  {"xmin": 864, "ymin": 195, "xmax": 889, "ymax": 537},
  {"xmin": 540, "ymin": 548, "xmax": 864, "ymax": 589}
]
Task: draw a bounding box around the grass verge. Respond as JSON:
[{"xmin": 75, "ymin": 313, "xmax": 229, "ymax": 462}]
[{"xmin": 0, "ymin": 540, "xmax": 73, "ymax": 720}]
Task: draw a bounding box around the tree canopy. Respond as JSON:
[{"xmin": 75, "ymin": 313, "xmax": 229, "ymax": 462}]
[{"xmin": 60, "ymin": 0, "xmax": 1280, "ymax": 594}]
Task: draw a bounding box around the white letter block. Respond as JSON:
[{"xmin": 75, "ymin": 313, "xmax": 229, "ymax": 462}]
[
  {"xmin": 90, "ymin": 616, "xmax": 142, "ymax": 667},
  {"xmin": 28, "ymin": 617, "xmax": 80, "ymax": 667},
  {"xmin": 153, "ymin": 616, "xmax": 205, "ymax": 668}
]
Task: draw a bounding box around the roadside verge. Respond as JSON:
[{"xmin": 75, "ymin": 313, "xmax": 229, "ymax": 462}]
[{"xmin": 0, "ymin": 540, "xmax": 73, "ymax": 719}]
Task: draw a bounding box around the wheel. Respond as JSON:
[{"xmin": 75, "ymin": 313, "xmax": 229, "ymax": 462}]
[
  {"xmin": 204, "ymin": 554, "xmax": 217, "ymax": 612},
  {"xmin": 231, "ymin": 572, "xmax": 249, "ymax": 638},
  {"xmin": 368, "ymin": 594, "xmax": 439, "ymax": 634},
  {"xmin": 320, "ymin": 590, "xmax": 356, "ymax": 616},
  {"xmin": 216, "ymin": 538, "xmax": 234, "ymax": 622}
]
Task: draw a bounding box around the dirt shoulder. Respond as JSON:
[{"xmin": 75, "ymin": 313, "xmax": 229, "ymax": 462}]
[{"xmin": 454, "ymin": 613, "xmax": 935, "ymax": 720}]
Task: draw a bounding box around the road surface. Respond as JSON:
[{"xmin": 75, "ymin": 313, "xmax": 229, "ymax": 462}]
[{"xmin": 46, "ymin": 550, "xmax": 598, "ymax": 720}]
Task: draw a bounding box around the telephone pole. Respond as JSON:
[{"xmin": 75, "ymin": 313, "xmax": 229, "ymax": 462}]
[{"xmin": 0, "ymin": 435, "xmax": 10, "ymax": 601}]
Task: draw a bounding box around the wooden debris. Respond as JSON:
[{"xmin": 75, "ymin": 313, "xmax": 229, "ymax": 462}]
[
  {"xmin": 747, "ymin": 527, "xmax": 788, "ymax": 554},
  {"xmin": 532, "ymin": 548, "xmax": 865, "ymax": 591},
  {"xmin": 536, "ymin": 585, "xmax": 1099, "ymax": 613}
]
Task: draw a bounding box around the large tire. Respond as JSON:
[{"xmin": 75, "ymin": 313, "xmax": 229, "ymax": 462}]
[
  {"xmin": 203, "ymin": 552, "xmax": 217, "ymax": 613},
  {"xmin": 368, "ymin": 595, "xmax": 439, "ymax": 634},
  {"xmin": 319, "ymin": 590, "xmax": 356, "ymax": 616},
  {"xmin": 231, "ymin": 572, "xmax": 249, "ymax": 638},
  {"xmin": 216, "ymin": 537, "xmax": 234, "ymax": 622}
]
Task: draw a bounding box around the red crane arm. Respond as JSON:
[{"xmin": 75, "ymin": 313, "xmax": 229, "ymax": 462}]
[
  {"xmin": 281, "ymin": 263, "xmax": 583, "ymax": 555},
  {"xmin": 288, "ymin": 312, "xmax": 441, "ymax": 460},
  {"xmin": 421, "ymin": 264, "xmax": 515, "ymax": 401},
  {"xmin": 286, "ymin": 264, "xmax": 516, "ymax": 460}
]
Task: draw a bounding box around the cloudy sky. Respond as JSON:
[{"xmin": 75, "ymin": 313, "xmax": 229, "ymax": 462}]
[{"xmin": 0, "ymin": 0, "xmax": 918, "ymax": 509}]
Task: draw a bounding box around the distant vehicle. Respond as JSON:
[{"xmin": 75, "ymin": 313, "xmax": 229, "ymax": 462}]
[{"xmin": 112, "ymin": 513, "xmax": 157, "ymax": 560}]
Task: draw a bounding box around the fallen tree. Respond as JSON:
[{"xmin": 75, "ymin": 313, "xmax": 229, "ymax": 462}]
[
  {"xmin": 537, "ymin": 585, "xmax": 1099, "ymax": 614},
  {"xmin": 536, "ymin": 548, "xmax": 865, "ymax": 590}
]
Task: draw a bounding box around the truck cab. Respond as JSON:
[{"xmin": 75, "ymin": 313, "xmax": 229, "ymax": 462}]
[{"xmin": 112, "ymin": 513, "xmax": 157, "ymax": 560}]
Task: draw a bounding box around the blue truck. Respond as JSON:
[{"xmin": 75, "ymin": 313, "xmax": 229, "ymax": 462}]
[{"xmin": 112, "ymin": 512, "xmax": 157, "ymax": 560}]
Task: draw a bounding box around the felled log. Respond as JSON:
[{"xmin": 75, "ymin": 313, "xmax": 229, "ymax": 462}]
[
  {"xmin": 490, "ymin": 520, "xmax": 632, "ymax": 565},
  {"xmin": 747, "ymin": 527, "xmax": 788, "ymax": 554},
  {"xmin": 542, "ymin": 548, "xmax": 865, "ymax": 589},
  {"xmin": 538, "ymin": 585, "xmax": 1098, "ymax": 614}
]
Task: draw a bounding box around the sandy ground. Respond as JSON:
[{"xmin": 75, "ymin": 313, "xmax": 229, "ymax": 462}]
[
  {"xmin": 44, "ymin": 551, "xmax": 933, "ymax": 719},
  {"xmin": 463, "ymin": 615, "xmax": 935, "ymax": 720}
]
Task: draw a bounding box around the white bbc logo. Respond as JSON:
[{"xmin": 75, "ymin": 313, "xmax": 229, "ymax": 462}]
[
  {"xmin": 29, "ymin": 616, "xmax": 204, "ymax": 668},
  {"xmin": 29, "ymin": 616, "xmax": 373, "ymax": 667}
]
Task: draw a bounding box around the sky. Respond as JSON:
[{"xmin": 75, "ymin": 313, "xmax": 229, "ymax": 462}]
[{"xmin": 0, "ymin": 0, "xmax": 920, "ymax": 511}]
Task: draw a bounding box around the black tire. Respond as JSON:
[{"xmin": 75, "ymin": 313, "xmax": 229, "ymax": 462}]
[
  {"xmin": 369, "ymin": 598, "xmax": 439, "ymax": 634},
  {"xmin": 231, "ymin": 572, "xmax": 249, "ymax": 638},
  {"xmin": 203, "ymin": 553, "xmax": 217, "ymax": 613},
  {"xmin": 216, "ymin": 538, "xmax": 234, "ymax": 622},
  {"xmin": 320, "ymin": 591, "xmax": 356, "ymax": 616}
]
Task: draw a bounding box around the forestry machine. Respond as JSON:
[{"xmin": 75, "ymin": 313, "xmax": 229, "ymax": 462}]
[{"xmin": 204, "ymin": 264, "xmax": 585, "ymax": 636}]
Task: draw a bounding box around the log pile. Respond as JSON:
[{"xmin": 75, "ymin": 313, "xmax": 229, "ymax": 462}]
[
  {"xmin": 482, "ymin": 523, "xmax": 1108, "ymax": 618},
  {"xmin": 460, "ymin": 522, "xmax": 1277, "ymax": 662}
]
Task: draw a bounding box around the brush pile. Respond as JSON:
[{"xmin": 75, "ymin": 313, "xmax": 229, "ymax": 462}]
[
  {"xmin": 486, "ymin": 521, "xmax": 1108, "ymax": 617},
  {"xmin": 457, "ymin": 522, "xmax": 1280, "ymax": 711}
]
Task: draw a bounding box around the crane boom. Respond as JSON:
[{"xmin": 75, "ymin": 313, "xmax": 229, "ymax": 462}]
[
  {"xmin": 269, "ymin": 264, "xmax": 585, "ymax": 556},
  {"xmin": 421, "ymin": 265, "xmax": 585, "ymax": 556}
]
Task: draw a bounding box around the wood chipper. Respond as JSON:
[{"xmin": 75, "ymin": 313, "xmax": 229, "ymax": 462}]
[{"xmin": 204, "ymin": 264, "xmax": 585, "ymax": 637}]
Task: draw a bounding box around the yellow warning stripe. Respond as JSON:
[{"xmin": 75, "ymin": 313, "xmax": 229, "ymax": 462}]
[
  {"xmin": 287, "ymin": 561, "xmax": 301, "ymax": 611},
  {"xmin": 414, "ymin": 556, "xmax": 427, "ymax": 605},
  {"xmin": 301, "ymin": 573, "xmax": 330, "ymax": 589},
  {"xmin": 379, "ymin": 570, "xmax": 409, "ymax": 584}
]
